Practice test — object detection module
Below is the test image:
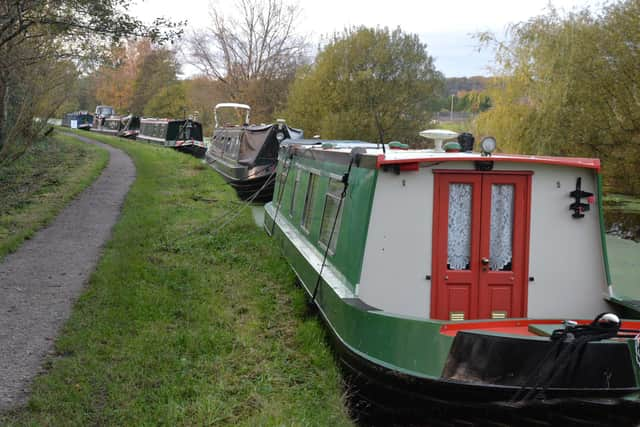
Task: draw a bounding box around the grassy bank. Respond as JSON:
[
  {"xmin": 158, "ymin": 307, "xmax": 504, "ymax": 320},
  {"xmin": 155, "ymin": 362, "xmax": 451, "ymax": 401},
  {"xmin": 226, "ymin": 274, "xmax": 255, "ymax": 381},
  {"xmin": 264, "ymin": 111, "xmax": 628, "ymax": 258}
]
[
  {"xmin": 0, "ymin": 134, "xmax": 109, "ymax": 260},
  {"xmin": 1, "ymin": 131, "xmax": 352, "ymax": 426},
  {"xmin": 604, "ymin": 193, "xmax": 640, "ymax": 213}
]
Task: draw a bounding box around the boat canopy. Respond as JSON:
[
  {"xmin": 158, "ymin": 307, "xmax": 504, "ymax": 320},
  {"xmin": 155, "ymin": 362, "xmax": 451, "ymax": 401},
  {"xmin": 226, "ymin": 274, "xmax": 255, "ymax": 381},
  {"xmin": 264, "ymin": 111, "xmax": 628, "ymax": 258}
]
[{"xmin": 237, "ymin": 125, "xmax": 302, "ymax": 165}]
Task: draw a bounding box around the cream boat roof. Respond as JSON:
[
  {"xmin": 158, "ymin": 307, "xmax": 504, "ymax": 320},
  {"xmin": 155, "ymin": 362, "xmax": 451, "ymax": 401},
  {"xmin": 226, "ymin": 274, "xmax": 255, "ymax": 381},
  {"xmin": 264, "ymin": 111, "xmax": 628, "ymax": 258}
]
[{"xmin": 292, "ymin": 144, "xmax": 601, "ymax": 171}]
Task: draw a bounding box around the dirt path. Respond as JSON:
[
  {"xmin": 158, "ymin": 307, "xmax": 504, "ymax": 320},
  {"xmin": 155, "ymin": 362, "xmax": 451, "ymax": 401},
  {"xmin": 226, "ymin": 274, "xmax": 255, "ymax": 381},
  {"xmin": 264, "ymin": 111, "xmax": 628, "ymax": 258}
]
[{"xmin": 0, "ymin": 133, "xmax": 135, "ymax": 411}]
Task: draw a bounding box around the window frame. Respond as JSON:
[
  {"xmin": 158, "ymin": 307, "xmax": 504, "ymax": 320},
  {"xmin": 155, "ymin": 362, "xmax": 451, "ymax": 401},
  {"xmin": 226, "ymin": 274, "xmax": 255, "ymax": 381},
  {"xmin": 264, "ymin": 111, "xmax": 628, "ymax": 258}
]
[
  {"xmin": 318, "ymin": 178, "xmax": 344, "ymax": 254},
  {"xmin": 301, "ymin": 172, "xmax": 318, "ymax": 233}
]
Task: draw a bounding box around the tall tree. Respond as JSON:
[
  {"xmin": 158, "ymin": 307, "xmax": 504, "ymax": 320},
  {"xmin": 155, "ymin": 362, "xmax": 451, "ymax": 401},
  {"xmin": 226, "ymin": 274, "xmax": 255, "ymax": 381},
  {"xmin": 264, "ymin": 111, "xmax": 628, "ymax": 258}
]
[
  {"xmin": 144, "ymin": 82, "xmax": 187, "ymax": 118},
  {"xmin": 0, "ymin": 0, "xmax": 181, "ymax": 158},
  {"xmin": 283, "ymin": 27, "xmax": 444, "ymax": 145},
  {"xmin": 130, "ymin": 44, "xmax": 180, "ymax": 115},
  {"xmin": 475, "ymin": 0, "xmax": 640, "ymax": 194},
  {"xmin": 188, "ymin": 0, "xmax": 308, "ymax": 122}
]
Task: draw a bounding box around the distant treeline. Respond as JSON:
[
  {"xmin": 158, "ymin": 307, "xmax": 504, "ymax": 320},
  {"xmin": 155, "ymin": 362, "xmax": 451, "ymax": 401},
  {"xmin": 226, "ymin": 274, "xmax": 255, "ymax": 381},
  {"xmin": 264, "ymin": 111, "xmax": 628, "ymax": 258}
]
[{"xmin": 4, "ymin": 0, "xmax": 638, "ymax": 195}]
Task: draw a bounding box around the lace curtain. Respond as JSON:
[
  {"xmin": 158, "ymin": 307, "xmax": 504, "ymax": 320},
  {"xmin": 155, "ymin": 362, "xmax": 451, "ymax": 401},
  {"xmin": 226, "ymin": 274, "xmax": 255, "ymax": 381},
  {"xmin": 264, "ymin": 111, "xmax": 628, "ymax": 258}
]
[
  {"xmin": 489, "ymin": 184, "xmax": 514, "ymax": 271},
  {"xmin": 447, "ymin": 184, "xmax": 472, "ymax": 270}
]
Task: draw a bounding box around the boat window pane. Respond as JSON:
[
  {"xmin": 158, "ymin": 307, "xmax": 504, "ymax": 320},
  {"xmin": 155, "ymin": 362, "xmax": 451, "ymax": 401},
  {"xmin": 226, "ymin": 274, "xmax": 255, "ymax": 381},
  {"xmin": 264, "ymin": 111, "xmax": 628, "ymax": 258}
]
[
  {"xmin": 489, "ymin": 184, "xmax": 514, "ymax": 271},
  {"xmin": 319, "ymin": 179, "xmax": 344, "ymax": 252},
  {"xmin": 301, "ymin": 173, "xmax": 318, "ymax": 231},
  {"xmin": 289, "ymin": 169, "xmax": 301, "ymax": 216},
  {"xmin": 447, "ymin": 183, "xmax": 472, "ymax": 270}
]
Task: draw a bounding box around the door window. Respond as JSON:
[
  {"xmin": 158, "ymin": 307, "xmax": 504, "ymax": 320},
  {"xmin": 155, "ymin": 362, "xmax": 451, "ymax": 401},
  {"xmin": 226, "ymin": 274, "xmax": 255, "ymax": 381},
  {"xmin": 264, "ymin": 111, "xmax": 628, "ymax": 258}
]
[
  {"xmin": 489, "ymin": 184, "xmax": 514, "ymax": 271},
  {"xmin": 447, "ymin": 183, "xmax": 473, "ymax": 270}
]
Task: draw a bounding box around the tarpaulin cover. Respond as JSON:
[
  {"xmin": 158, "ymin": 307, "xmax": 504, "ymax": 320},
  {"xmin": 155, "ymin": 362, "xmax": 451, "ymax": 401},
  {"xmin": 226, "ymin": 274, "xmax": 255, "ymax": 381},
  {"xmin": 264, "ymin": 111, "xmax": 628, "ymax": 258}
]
[
  {"xmin": 237, "ymin": 124, "xmax": 303, "ymax": 166},
  {"xmin": 238, "ymin": 125, "xmax": 276, "ymax": 166}
]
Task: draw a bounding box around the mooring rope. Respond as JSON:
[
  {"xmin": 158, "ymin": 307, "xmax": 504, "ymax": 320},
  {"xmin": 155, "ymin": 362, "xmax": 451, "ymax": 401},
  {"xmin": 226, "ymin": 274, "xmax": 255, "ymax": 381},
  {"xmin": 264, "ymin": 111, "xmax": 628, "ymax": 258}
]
[
  {"xmin": 635, "ymin": 333, "xmax": 640, "ymax": 368},
  {"xmin": 209, "ymin": 172, "xmax": 277, "ymax": 235},
  {"xmin": 187, "ymin": 170, "xmax": 276, "ymax": 238},
  {"xmin": 510, "ymin": 313, "xmax": 622, "ymax": 403}
]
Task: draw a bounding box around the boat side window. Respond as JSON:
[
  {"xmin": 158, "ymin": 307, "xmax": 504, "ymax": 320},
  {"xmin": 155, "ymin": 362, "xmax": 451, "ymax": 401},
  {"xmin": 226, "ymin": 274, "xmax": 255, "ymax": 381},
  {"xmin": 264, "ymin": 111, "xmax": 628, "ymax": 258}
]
[
  {"xmin": 301, "ymin": 173, "xmax": 318, "ymax": 232},
  {"xmin": 289, "ymin": 168, "xmax": 301, "ymax": 217},
  {"xmin": 319, "ymin": 178, "xmax": 344, "ymax": 253}
]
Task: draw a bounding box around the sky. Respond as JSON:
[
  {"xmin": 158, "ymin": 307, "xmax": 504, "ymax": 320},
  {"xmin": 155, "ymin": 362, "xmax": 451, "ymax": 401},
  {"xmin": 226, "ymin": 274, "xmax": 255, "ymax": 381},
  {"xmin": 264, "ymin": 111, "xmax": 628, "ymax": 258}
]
[{"xmin": 130, "ymin": 0, "xmax": 603, "ymax": 77}]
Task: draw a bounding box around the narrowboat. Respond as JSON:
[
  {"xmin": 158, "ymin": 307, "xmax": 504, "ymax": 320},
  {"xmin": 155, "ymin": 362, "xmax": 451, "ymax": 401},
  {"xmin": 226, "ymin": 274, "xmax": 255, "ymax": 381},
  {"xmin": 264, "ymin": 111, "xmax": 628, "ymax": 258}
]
[
  {"xmin": 137, "ymin": 117, "xmax": 206, "ymax": 158},
  {"xmin": 263, "ymin": 131, "xmax": 640, "ymax": 424},
  {"xmin": 61, "ymin": 111, "xmax": 93, "ymax": 130},
  {"xmin": 91, "ymin": 114, "xmax": 140, "ymax": 139},
  {"xmin": 118, "ymin": 115, "xmax": 140, "ymax": 139},
  {"xmin": 91, "ymin": 115, "xmax": 121, "ymax": 136},
  {"xmin": 205, "ymin": 103, "xmax": 303, "ymax": 203}
]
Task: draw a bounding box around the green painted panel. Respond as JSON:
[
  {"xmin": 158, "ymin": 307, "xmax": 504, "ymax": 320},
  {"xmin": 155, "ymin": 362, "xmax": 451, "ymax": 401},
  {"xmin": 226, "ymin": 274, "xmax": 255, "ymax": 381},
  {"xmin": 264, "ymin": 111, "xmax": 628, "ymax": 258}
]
[
  {"xmin": 265, "ymin": 206, "xmax": 454, "ymax": 378},
  {"xmin": 271, "ymin": 150, "xmax": 378, "ymax": 288}
]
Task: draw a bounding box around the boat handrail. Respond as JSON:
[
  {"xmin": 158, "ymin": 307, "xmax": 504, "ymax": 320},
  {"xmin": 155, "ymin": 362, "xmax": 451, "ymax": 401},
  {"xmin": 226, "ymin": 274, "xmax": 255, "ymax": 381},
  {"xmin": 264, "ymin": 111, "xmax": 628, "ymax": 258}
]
[{"xmin": 214, "ymin": 103, "xmax": 251, "ymax": 128}]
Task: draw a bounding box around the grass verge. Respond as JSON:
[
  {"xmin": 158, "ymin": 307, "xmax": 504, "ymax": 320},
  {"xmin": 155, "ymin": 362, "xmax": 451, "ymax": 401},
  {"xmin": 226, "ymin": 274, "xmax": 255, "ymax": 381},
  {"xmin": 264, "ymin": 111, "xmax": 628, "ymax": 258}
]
[
  {"xmin": 1, "ymin": 131, "xmax": 352, "ymax": 426},
  {"xmin": 0, "ymin": 133, "xmax": 109, "ymax": 260}
]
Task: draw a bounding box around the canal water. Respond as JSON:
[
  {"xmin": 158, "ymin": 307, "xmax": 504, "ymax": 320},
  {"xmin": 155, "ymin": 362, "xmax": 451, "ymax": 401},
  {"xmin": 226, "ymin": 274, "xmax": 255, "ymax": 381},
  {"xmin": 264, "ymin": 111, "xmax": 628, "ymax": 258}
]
[{"xmin": 604, "ymin": 206, "xmax": 640, "ymax": 299}]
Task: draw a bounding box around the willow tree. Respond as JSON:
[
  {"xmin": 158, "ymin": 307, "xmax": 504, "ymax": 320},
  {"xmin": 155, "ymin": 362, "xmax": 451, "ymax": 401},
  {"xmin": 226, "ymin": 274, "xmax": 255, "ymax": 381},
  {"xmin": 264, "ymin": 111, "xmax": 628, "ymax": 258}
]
[
  {"xmin": 283, "ymin": 27, "xmax": 444, "ymax": 145},
  {"xmin": 476, "ymin": 0, "xmax": 640, "ymax": 193}
]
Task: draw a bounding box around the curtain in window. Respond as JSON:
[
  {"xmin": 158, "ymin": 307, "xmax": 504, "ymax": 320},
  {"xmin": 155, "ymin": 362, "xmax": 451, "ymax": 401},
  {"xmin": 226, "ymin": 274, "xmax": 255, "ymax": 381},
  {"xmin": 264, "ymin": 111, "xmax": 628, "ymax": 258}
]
[
  {"xmin": 489, "ymin": 184, "xmax": 514, "ymax": 271},
  {"xmin": 447, "ymin": 184, "xmax": 472, "ymax": 270}
]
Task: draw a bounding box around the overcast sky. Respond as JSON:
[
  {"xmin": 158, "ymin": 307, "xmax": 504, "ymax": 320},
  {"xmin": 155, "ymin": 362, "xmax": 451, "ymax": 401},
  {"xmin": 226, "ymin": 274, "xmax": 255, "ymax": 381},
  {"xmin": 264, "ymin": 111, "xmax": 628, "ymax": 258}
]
[{"xmin": 130, "ymin": 0, "xmax": 604, "ymax": 77}]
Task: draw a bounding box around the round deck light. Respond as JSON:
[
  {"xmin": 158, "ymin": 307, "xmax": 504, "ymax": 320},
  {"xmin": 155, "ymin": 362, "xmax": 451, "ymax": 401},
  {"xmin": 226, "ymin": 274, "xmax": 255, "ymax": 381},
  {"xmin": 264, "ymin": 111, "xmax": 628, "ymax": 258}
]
[
  {"xmin": 276, "ymin": 131, "xmax": 285, "ymax": 141},
  {"xmin": 480, "ymin": 136, "xmax": 497, "ymax": 156}
]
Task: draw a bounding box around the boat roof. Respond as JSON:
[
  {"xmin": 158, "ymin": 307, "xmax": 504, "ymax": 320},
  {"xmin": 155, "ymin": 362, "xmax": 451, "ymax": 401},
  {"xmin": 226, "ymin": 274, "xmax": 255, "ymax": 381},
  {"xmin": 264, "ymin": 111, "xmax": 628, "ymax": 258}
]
[{"xmin": 286, "ymin": 141, "xmax": 601, "ymax": 171}]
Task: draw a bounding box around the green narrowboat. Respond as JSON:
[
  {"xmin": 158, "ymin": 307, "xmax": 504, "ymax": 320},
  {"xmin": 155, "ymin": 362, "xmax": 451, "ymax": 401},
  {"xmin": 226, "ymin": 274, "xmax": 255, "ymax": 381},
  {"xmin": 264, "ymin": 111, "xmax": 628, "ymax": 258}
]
[
  {"xmin": 264, "ymin": 131, "xmax": 640, "ymax": 423},
  {"xmin": 138, "ymin": 117, "xmax": 206, "ymax": 158}
]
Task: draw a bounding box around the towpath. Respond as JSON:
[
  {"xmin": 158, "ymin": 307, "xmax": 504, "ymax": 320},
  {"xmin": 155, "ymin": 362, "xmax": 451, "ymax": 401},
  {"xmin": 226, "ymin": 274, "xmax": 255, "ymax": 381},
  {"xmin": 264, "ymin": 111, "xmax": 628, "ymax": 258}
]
[{"xmin": 0, "ymin": 133, "xmax": 135, "ymax": 410}]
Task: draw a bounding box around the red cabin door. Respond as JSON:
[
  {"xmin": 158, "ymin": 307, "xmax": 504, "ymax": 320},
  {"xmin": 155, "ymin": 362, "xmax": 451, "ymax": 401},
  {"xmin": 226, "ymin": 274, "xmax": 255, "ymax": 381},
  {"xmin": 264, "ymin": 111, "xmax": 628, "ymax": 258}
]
[{"xmin": 431, "ymin": 171, "xmax": 531, "ymax": 321}]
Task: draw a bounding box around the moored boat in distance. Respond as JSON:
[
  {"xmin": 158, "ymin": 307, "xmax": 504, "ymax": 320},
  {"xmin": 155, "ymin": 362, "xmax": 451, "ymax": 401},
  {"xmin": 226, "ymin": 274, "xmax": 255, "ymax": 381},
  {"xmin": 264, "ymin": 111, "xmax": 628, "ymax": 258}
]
[
  {"xmin": 264, "ymin": 131, "xmax": 640, "ymax": 424},
  {"xmin": 91, "ymin": 105, "xmax": 115, "ymax": 132},
  {"xmin": 137, "ymin": 117, "xmax": 205, "ymax": 158},
  {"xmin": 91, "ymin": 114, "xmax": 140, "ymax": 139},
  {"xmin": 117, "ymin": 115, "xmax": 140, "ymax": 139},
  {"xmin": 61, "ymin": 111, "xmax": 93, "ymax": 130},
  {"xmin": 205, "ymin": 103, "xmax": 303, "ymax": 203}
]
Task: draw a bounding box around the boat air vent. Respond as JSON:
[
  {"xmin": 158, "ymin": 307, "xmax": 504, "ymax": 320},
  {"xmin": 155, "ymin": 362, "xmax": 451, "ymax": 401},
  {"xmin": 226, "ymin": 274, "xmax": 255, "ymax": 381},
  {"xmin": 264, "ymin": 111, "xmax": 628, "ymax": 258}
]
[
  {"xmin": 449, "ymin": 311, "xmax": 465, "ymax": 321},
  {"xmin": 491, "ymin": 311, "xmax": 507, "ymax": 319},
  {"xmin": 444, "ymin": 141, "xmax": 461, "ymax": 152},
  {"xmin": 388, "ymin": 141, "xmax": 409, "ymax": 150}
]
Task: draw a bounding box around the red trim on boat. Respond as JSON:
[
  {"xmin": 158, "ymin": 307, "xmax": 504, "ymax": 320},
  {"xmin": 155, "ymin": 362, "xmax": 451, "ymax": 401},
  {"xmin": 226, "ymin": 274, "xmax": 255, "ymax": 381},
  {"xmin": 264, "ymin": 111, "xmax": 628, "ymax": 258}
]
[
  {"xmin": 376, "ymin": 153, "xmax": 601, "ymax": 171},
  {"xmin": 439, "ymin": 319, "xmax": 640, "ymax": 337}
]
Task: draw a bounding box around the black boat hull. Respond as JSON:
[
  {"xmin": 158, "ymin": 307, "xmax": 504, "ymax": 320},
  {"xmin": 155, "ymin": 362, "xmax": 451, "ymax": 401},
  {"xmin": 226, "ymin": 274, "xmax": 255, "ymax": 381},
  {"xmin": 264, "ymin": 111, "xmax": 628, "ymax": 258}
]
[
  {"xmin": 328, "ymin": 323, "xmax": 640, "ymax": 426},
  {"xmin": 228, "ymin": 173, "xmax": 275, "ymax": 203},
  {"xmin": 176, "ymin": 144, "xmax": 206, "ymax": 159}
]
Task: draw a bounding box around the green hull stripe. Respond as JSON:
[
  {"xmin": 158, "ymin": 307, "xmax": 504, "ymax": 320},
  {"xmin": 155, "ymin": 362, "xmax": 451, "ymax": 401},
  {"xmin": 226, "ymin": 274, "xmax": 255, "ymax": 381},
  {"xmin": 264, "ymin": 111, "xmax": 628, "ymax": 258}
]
[
  {"xmin": 597, "ymin": 173, "xmax": 612, "ymax": 288},
  {"xmin": 265, "ymin": 204, "xmax": 454, "ymax": 378}
]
